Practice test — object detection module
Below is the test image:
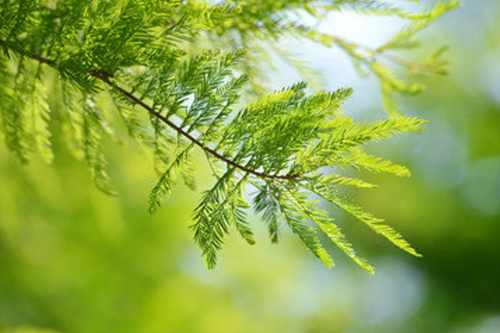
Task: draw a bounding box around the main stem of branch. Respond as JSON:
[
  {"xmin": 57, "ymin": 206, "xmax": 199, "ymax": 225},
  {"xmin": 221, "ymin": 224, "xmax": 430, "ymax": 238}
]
[{"xmin": 0, "ymin": 39, "xmax": 299, "ymax": 181}]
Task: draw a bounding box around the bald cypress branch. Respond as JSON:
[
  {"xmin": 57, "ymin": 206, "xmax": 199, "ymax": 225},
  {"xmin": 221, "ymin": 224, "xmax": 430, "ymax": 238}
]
[
  {"xmin": 0, "ymin": 0, "xmax": 455, "ymax": 271},
  {"xmin": 0, "ymin": 38, "xmax": 299, "ymax": 181}
]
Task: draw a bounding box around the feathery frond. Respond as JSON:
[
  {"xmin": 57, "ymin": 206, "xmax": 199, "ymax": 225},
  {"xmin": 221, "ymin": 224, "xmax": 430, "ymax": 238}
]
[{"xmin": 0, "ymin": 0, "xmax": 455, "ymax": 271}]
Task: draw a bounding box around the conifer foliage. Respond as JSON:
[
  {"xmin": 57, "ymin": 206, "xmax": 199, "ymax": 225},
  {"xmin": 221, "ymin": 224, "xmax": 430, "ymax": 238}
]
[{"xmin": 0, "ymin": 0, "xmax": 456, "ymax": 272}]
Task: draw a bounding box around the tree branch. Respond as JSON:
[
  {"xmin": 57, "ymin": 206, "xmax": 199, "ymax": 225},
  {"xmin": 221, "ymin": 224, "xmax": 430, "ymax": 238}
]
[{"xmin": 0, "ymin": 38, "xmax": 299, "ymax": 180}]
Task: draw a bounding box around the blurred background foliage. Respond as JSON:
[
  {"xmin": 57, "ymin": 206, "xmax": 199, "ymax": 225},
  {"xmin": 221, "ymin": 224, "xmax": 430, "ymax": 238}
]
[{"xmin": 1, "ymin": 0, "xmax": 499, "ymax": 332}]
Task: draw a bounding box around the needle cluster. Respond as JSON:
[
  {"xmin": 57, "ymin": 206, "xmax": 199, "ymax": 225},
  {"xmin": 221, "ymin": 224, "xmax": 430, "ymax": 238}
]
[{"xmin": 0, "ymin": 0, "xmax": 456, "ymax": 271}]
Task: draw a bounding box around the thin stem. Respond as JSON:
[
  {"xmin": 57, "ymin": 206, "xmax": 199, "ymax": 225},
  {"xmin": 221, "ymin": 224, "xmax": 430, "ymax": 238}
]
[
  {"xmin": 0, "ymin": 38, "xmax": 299, "ymax": 180},
  {"xmin": 330, "ymin": 35, "xmax": 440, "ymax": 74}
]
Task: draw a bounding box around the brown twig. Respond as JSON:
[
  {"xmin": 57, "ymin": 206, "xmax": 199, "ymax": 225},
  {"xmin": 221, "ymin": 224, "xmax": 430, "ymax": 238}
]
[{"xmin": 0, "ymin": 38, "xmax": 299, "ymax": 181}]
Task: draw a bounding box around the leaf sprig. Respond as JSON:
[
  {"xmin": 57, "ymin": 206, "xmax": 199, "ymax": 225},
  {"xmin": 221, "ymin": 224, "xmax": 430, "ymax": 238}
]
[{"xmin": 0, "ymin": 0, "xmax": 454, "ymax": 272}]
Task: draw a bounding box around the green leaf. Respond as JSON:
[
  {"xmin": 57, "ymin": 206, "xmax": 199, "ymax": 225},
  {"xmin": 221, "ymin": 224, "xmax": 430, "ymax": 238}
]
[
  {"xmin": 334, "ymin": 199, "xmax": 422, "ymax": 257},
  {"xmin": 316, "ymin": 220, "xmax": 375, "ymax": 274}
]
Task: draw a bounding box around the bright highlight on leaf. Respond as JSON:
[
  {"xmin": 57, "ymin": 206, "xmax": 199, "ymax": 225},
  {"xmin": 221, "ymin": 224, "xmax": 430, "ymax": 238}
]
[{"xmin": 0, "ymin": 0, "xmax": 456, "ymax": 272}]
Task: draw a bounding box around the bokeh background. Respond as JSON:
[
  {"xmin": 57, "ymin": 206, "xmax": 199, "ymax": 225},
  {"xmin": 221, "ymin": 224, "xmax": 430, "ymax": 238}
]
[{"xmin": 1, "ymin": 0, "xmax": 499, "ymax": 332}]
